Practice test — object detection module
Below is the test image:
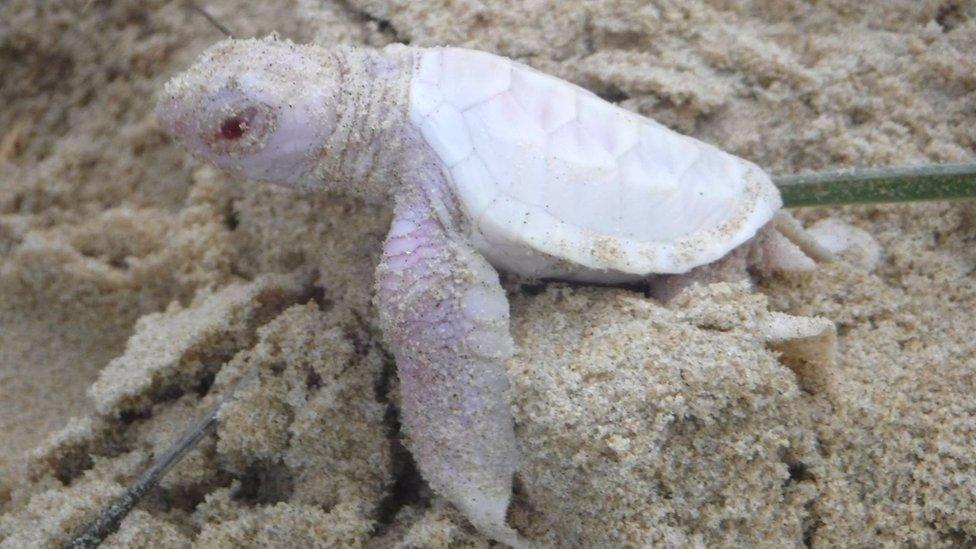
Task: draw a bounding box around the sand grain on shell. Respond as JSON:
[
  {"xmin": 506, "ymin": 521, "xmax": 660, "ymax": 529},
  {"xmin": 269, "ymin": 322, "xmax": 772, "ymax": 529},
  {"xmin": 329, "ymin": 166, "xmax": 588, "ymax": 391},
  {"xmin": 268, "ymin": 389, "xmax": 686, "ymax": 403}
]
[{"xmin": 1, "ymin": 0, "xmax": 975, "ymax": 546}]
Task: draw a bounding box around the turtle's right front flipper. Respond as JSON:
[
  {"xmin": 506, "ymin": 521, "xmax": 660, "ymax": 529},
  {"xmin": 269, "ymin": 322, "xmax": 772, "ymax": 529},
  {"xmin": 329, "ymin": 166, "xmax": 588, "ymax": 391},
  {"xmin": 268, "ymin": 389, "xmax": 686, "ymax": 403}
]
[{"xmin": 375, "ymin": 186, "xmax": 525, "ymax": 547}]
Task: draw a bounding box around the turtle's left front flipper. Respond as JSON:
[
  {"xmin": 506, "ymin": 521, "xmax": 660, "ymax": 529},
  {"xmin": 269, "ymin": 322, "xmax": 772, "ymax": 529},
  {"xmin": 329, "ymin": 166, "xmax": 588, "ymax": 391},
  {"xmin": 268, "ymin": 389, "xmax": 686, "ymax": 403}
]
[{"xmin": 375, "ymin": 189, "xmax": 526, "ymax": 547}]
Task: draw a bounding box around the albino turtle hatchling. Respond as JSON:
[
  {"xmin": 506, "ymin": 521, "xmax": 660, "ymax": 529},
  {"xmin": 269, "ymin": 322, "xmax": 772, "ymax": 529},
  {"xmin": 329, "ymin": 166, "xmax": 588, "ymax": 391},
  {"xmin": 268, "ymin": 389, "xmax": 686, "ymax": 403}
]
[{"xmin": 157, "ymin": 36, "xmax": 828, "ymax": 546}]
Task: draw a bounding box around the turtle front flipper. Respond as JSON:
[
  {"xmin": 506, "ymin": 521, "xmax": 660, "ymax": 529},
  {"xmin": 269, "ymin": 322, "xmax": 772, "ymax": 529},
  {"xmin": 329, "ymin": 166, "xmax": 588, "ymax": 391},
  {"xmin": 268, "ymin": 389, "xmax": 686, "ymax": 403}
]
[{"xmin": 375, "ymin": 189, "xmax": 525, "ymax": 547}]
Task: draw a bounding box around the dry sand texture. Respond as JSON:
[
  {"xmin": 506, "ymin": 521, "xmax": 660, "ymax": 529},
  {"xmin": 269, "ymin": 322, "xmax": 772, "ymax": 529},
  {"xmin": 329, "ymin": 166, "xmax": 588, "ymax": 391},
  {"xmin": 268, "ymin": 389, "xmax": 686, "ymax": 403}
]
[{"xmin": 1, "ymin": 0, "xmax": 975, "ymax": 546}]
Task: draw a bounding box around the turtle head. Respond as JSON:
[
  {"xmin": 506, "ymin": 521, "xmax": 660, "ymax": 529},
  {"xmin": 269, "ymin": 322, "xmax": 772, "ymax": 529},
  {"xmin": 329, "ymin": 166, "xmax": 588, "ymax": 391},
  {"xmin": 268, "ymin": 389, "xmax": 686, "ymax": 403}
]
[{"xmin": 156, "ymin": 36, "xmax": 338, "ymax": 187}]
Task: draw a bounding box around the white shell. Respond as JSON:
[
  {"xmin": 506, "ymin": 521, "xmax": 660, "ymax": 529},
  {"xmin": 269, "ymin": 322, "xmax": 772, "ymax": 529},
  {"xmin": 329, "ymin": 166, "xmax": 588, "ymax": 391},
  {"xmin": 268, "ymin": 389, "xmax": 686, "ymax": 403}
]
[{"xmin": 409, "ymin": 47, "xmax": 781, "ymax": 276}]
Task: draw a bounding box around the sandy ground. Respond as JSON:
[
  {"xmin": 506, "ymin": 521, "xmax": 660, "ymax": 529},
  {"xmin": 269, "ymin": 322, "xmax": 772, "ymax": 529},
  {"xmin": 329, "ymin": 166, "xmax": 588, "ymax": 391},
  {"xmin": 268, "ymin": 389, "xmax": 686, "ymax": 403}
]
[{"xmin": 1, "ymin": 0, "xmax": 975, "ymax": 546}]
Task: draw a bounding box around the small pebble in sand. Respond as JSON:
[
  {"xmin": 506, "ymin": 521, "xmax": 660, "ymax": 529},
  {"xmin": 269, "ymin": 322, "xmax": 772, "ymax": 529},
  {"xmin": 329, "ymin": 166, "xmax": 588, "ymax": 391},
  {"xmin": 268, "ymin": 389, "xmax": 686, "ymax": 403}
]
[{"xmin": 807, "ymin": 218, "xmax": 882, "ymax": 271}]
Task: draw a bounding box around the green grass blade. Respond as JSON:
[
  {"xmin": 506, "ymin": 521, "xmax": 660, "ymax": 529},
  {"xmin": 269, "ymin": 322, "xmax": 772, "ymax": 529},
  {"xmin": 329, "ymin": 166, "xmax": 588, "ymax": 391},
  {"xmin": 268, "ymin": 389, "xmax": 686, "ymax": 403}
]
[{"xmin": 773, "ymin": 163, "xmax": 976, "ymax": 208}]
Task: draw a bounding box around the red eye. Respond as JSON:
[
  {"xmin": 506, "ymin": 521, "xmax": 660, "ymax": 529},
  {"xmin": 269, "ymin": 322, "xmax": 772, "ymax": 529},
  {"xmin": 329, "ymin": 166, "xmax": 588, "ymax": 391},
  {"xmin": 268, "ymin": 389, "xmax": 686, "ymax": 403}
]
[
  {"xmin": 217, "ymin": 106, "xmax": 258, "ymax": 141},
  {"xmin": 219, "ymin": 116, "xmax": 248, "ymax": 140}
]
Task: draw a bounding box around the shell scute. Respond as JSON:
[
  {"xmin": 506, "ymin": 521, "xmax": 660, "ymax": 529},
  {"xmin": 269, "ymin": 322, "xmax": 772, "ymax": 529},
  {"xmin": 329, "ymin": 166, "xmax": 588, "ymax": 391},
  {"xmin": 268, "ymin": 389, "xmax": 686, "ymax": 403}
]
[
  {"xmin": 464, "ymin": 92, "xmax": 547, "ymax": 201},
  {"xmin": 577, "ymin": 94, "xmax": 639, "ymax": 158},
  {"xmin": 416, "ymin": 48, "xmax": 443, "ymax": 84},
  {"xmin": 637, "ymin": 122, "xmax": 701, "ymax": 181},
  {"xmin": 439, "ymin": 49, "xmax": 512, "ymax": 110},
  {"xmin": 411, "ymin": 81, "xmax": 444, "ymax": 120},
  {"xmin": 508, "ymin": 65, "xmax": 578, "ymax": 133},
  {"xmin": 421, "ymin": 103, "xmax": 473, "ymax": 168},
  {"xmin": 451, "ymin": 155, "xmax": 499, "ymax": 220}
]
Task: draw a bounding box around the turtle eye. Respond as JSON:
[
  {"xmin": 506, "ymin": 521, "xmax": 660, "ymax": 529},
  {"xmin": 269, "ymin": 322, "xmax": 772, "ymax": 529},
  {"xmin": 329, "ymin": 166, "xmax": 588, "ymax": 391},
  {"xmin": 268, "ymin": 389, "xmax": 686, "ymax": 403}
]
[
  {"xmin": 219, "ymin": 116, "xmax": 248, "ymax": 140},
  {"xmin": 217, "ymin": 106, "xmax": 258, "ymax": 141}
]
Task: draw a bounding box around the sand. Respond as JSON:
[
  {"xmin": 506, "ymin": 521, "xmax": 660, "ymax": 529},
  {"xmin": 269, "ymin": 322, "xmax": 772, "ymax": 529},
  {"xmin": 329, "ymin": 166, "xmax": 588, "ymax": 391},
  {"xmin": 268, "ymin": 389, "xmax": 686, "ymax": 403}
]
[{"xmin": 1, "ymin": 0, "xmax": 974, "ymax": 546}]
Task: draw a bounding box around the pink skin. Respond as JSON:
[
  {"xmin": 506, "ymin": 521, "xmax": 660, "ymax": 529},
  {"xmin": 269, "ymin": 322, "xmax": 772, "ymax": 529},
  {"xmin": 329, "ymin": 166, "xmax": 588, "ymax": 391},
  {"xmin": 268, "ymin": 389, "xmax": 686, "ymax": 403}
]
[{"xmin": 376, "ymin": 175, "xmax": 521, "ymax": 544}]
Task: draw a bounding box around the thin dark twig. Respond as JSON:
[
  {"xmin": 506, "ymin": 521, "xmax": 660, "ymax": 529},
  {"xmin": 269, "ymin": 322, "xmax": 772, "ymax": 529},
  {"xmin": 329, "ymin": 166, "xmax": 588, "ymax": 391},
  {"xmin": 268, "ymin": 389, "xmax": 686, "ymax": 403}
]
[
  {"xmin": 185, "ymin": 0, "xmax": 235, "ymax": 38},
  {"xmin": 67, "ymin": 373, "xmax": 253, "ymax": 548}
]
